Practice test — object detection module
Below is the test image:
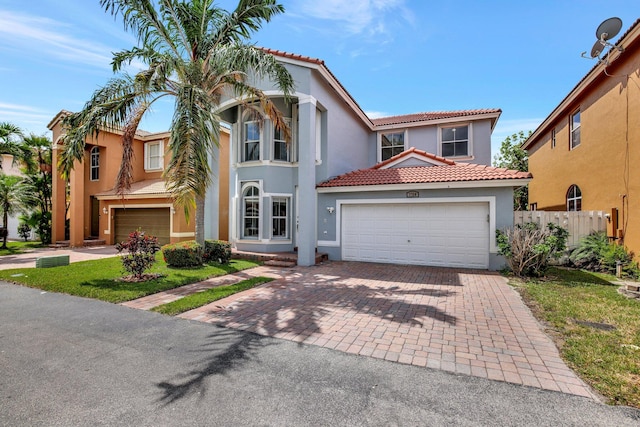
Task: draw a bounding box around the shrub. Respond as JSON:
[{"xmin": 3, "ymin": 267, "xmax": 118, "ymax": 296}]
[
  {"xmin": 497, "ymin": 222, "xmax": 569, "ymax": 278},
  {"xmin": 203, "ymin": 240, "xmax": 232, "ymax": 264},
  {"xmin": 570, "ymin": 231, "xmax": 640, "ymax": 278},
  {"xmin": 18, "ymin": 223, "xmax": 31, "ymax": 241},
  {"xmin": 162, "ymin": 240, "xmax": 203, "ymax": 267},
  {"xmin": 115, "ymin": 229, "xmax": 161, "ymax": 279}
]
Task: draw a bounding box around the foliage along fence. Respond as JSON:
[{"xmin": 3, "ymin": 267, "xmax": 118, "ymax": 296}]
[{"xmin": 513, "ymin": 210, "xmax": 607, "ymax": 249}]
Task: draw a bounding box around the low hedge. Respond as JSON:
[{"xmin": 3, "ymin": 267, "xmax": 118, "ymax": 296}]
[
  {"xmin": 162, "ymin": 240, "xmax": 203, "ymax": 267},
  {"xmin": 204, "ymin": 240, "xmax": 232, "ymax": 264}
]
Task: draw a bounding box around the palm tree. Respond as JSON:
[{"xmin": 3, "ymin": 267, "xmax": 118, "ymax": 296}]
[
  {"xmin": 0, "ymin": 122, "xmax": 25, "ymax": 169},
  {"xmin": 0, "ymin": 174, "xmax": 27, "ymax": 248},
  {"xmin": 59, "ymin": 0, "xmax": 294, "ymax": 245}
]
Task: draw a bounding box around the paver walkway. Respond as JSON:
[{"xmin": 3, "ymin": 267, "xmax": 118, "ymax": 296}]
[{"xmin": 126, "ymin": 261, "xmax": 598, "ymax": 399}]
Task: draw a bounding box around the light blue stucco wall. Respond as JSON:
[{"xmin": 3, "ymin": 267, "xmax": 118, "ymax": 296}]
[
  {"xmin": 317, "ymin": 186, "xmax": 515, "ymax": 270},
  {"xmin": 370, "ymin": 119, "xmax": 494, "ymax": 166}
]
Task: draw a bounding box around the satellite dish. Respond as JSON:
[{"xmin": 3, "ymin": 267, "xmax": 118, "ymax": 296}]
[
  {"xmin": 590, "ymin": 40, "xmax": 605, "ymax": 58},
  {"xmin": 596, "ymin": 17, "xmax": 622, "ymax": 41}
]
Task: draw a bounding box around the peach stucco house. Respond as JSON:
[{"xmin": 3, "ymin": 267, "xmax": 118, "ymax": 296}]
[
  {"xmin": 523, "ymin": 19, "xmax": 640, "ymax": 255},
  {"xmin": 47, "ymin": 111, "xmax": 229, "ymax": 247}
]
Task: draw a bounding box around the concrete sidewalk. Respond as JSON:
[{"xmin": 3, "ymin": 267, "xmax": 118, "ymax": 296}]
[{"xmin": 0, "ymin": 245, "xmax": 120, "ymax": 270}]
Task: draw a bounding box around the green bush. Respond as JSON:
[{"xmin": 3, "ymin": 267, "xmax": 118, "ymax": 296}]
[
  {"xmin": 496, "ymin": 222, "xmax": 569, "ymax": 278},
  {"xmin": 203, "ymin": 240, "xmax": 232, "ymax": 264},
  {"xmin": 162, "ymin": 240, "xmax": 203, "ymax": 267},
  {"xmin": 18, "ymin": 223, "xmax": 31, "ymax": 241},
  {"xmin": 115, "ymin": 229, "xmax": 161, "ymax": 279},
  {"xmin": 570, "ymin": 231, "xmax": 640, "ymax": 278}
]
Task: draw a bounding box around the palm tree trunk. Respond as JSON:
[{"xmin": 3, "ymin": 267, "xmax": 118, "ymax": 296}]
[
  {"xmin": 2, "ymin": 211, "xmax": 8, "ymax": 249},
  {"xmin": 195, "ymin": 195, "xmax": 205, "ymax": 246}
]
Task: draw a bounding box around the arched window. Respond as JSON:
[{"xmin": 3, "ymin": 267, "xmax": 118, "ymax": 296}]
[
  {"xmin": 242, "ymin": 185, "xmax": 260, "ymax": 239},
  {"xmin": 90, "ymin": 146, "xmax": 99, "ymax": 181},
  {"xmin": 566, "ymin": 185, "xmax": 582, "ymax": 211}
]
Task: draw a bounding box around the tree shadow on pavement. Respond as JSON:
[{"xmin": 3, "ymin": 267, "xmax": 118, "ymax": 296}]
[{"xmin": 155, "ymin": 327, "xmax": 271, "ymax": 405}]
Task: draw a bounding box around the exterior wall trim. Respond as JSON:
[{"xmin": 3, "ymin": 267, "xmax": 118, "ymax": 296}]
[{"xmin": 317, "ymin": 179, "xmax": 531, "ymax": 193}]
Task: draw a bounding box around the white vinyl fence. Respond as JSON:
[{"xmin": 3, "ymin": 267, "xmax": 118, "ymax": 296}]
[{"xmin": 513, "ymin": 210, "xmax": 607, "ymax": 249}]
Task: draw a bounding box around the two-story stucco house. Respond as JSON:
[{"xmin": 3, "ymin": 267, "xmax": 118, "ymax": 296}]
[
  {"xmin": 210, "ymin": 50, "xmax": 530, "ymax": 270},
  {"xmin": 523, "ymin": 19, "xmax": 640, "ymax": 256},
  {"xmin": 48, "ymin": 111, "xmax": 230, "ymax": 247}
]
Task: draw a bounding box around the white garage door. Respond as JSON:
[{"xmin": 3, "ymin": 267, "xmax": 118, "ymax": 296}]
[{"xmin": 342, "ymin": 202, "xmax": 489, "ymax": 269}]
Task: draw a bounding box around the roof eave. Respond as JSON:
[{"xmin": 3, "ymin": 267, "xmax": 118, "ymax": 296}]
[{"xmin": 317, "ymin": 178, "xmax": 532, "ymax": 193}]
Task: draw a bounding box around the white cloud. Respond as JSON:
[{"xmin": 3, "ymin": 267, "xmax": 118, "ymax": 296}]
[
  {"xmin": 0, "ymin": 10, "xmax": 113, "ymax": 69},
  {"xmin": 365, "ymin": 110, "xmax": 389, "ymax": 119},
  {"xmin": 295, "ymin": 0, "xmax": 413, "ymax": 36}
]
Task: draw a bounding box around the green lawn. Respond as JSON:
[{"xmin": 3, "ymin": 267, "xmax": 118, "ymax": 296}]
[
  {"xmin": 152, "ymin": 276, "xmax": 273, "ymax": 315},
  {"xmin": 0, "ymin": 253, "xmax": 259, "ymax": 303},
  {"xmin": 0, "ymin": 241, "xmax": 45, "ymax": 256},
  {"xmin": 511, "ymin": 267, "xmax": 640, "ymax": 407}
]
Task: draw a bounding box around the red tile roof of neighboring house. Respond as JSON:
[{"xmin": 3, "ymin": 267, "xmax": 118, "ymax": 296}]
[
  {"xmin": 318, "ymin": 155, "xmax": 531, "ymax": 188},
  {"xmin": 371, "ymin": 109, "xmax": 502, "ymax": 126}
]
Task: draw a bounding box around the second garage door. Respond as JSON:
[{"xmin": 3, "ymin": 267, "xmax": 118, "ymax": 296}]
[
  {"xmin": 342, "ymin": 202, "xmax": 489, "ymax": 269},
  {"xmin": 114, "ymin": 208, "xmax": 170, "ymax": 245}
]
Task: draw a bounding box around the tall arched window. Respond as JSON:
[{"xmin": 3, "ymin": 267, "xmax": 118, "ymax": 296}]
[
  {"xmin": 566, "ymin": 185, "xmax": 582, "ymax": 211},
  {"xmin": 90, "ymin": 146, "xmax": 99, "ymax": 181},
  {"xmin": 242, "ymin": 185, "xmax": 260, "ymax": 239}
]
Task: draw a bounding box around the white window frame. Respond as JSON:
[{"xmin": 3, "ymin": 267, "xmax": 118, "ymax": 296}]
[
  {"xmin": 570, "ymin": 110, "xmax": 581, "ymax": 150},
  {"xmin": 271, "ymin": 196, "xmax": 290, "ymax": 240},
  {"xmin": 439, "ymin": 123, "xmax": 472, "ymax": 159},
  {"xmin": 242, "ymin": 121, "xmax": 261, "ymax": 162},
  {"xmin": 567, "ymin": 185, "xmax": 582, "ymax": 211},
  {"xmin": 241, "ymin": 183, "xmax": 261, "ymax": 239},
  {"xmin": 144, "ymin": 140, "xmax": 164, "ymax": 171},
  {"xmin": 272, "ymin": 118, "xmax": 291, "ymax": 162},
  {"xmin": 90, "ymin": 146, "xmax": 99, "ymax": 181},
  {"xmin": 315, "ymin": 109, "xmax": 322, "ymax": 164},
  {"xmin": 378, "ymin": 130, "xmax": 407, "ymax": 162}
]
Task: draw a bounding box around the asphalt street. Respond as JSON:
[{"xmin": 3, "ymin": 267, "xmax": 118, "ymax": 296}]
[{"xmin": 1, "ymin": 282, "xmax": 639, "ymax": 426}]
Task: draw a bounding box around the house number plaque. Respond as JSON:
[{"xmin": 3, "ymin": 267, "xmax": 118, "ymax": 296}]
[{"xmin": 406, "ymin": 191, "xmax": 419, "ymax": 198}]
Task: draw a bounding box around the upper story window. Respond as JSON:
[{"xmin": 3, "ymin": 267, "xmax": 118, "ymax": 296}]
[
  {"xmin": 242, "ymin": 184, "xmax": 260, "ymax": 239},
  {"xmin": 570, "ymin": 110, "xmax": 581, "ymax": 149},
  {"xmin": 273, "ymin": 119, "xmax": 291, "ymax": 162},
  {"xmin": 380, "ymin": 131, "xmax": 405, "ymax": 161},
  {"xmin": 441, "ymin": 125, "xmax": 469, "ymax": 157},
  {"xmin": 90, "ymin": 146, "xmax": 99, "ymax": 181},
  {"xmin": 243, "ymin": 121, "xmax": 260, "ymax": 162},
  {"xmin": 551, "ymin": 128, "xmax": 556, "ymax": 149},
  {"xmin": 567, "ymin": 185, "xmax": 582, "ymax": 211},
  {"xmin": 144, "ymin": 141, "xmax": 163, "ymax": 171}
]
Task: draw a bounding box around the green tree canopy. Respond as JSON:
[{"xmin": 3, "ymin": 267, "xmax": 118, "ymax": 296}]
[
  {"xmin": 59, "ymin": 0, "xmax": 295, "ymax": 244},
  {"xmin": 493, "ymin": 130, "xmax": 531, "ymax": 211}
]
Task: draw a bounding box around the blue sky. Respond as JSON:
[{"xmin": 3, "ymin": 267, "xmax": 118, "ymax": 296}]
[{"xmin": 0, "ymin": 0, "xmax": 637, "ymax": 157}]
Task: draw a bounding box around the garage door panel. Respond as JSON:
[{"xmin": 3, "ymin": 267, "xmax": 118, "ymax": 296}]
[
  {"xmin": 342, "ymin": 202, "xmax": 489, "ymax": 269},
  {"xmin": 115, "ymin": 208, "xmax": 170, "ymax": 246}
]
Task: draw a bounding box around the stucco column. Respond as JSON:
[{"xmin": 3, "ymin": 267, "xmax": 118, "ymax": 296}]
[
  {"xmin": 296, "ymin": 96, "xmax": 317, "ymax": 266},
  {"xmin": 204, "ymin": 144, "xmax": 220, "ymax": 240},
  {"xmin": 69, "ymin": 158, "xmax": 85, "ymax": 247},
  {"xmin": 51, "ymin": 145, "xmax": 67, "ymax": 244}
]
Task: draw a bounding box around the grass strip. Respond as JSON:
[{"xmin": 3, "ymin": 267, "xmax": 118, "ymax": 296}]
[
  {"xmin": 152, "ymin": 276, "xmax": 274, "ymax": 316},
  {"xmin": 0, "ymin": 253, "xmax": 259, "ymax": 303},
  {"xmin": 511, "ymin": 267, "xmax": 640, "ymax": 407}
]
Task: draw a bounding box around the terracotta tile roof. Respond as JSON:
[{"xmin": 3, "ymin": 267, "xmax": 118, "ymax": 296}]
[
  {"xmin": 94, "ymin": 179, "xmax": 169, "ymax": 197},
  {"xmin": 371, "ymin": 109, "xmax": 502, "ymax": 127},
  {"xmin": 374, "ymin": 147, "xmax": 455, "ymax": 169},
  {"xmin": 318, "ymin": 161, "xmax": 531, "ymax": 188}
]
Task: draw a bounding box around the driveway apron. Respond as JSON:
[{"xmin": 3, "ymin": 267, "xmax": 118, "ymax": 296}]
[{"xmin": 178, "ymin": 261, "xmax": 597, "ymax": 399}]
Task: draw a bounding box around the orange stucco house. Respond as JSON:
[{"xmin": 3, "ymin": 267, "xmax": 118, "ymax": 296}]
[
  {"xmin": 47, "ymin": 111, "xmax": 229, "ymax": 247},
  {"xmin": 523, "ymin": 19, "xmax": 640, "ymax": 254}
]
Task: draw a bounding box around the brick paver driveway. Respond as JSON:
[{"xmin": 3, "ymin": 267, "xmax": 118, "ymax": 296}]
[{"xmin": 179, "ymin": 262, "xmax": 596, "ymax": 399}]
